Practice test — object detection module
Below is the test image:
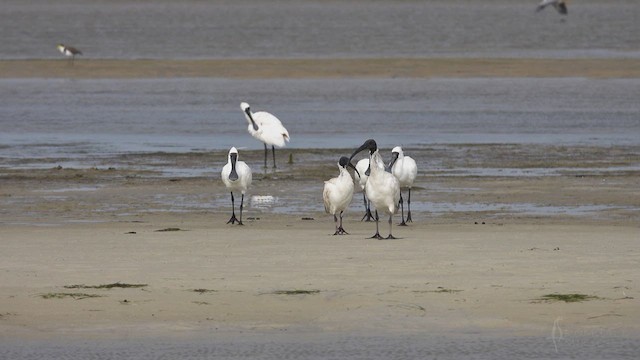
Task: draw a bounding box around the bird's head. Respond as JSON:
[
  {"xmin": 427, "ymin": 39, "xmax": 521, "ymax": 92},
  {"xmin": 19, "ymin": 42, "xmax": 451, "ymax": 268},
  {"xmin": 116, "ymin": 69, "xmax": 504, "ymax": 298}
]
[
  {"xmin": 387, "ymin": 147, "xmax": 402, "ymax": 172},
  {"xmin": 350, "ymin": 139, "xmax": 377, "ymax": 159},
  {"xmin": 228, "ymin": 146, "xmax": 239, "ymax": 161},
  {"xmin": 240, "ymin": 102, "xmax": 258, "ymax": 130},
  {"xmin": 339, "ymin": 156, "xmax": 359, "ymax": 177},
  {"xmin": 349, "ymin": 139, "xmax": 377, "ymax": 176}
]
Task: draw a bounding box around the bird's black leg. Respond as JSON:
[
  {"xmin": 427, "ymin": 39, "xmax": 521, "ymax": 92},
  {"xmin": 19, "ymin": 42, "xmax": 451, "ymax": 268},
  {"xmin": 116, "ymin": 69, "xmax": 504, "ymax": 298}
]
[
  {"xmin": 369, "ymin": 210, "xmax": 383, "ymax": 239},
  {"xmin": 361, "ymin": 194, "xmax": 374, "ymax": 222},
  {"xmin": 398, "ymin": 193, "xmax": 407, "ymax": 226},
  {"xmin": 332, "ymin": 214, "xmax": 340, "ymax": 235},
  {"xmin": 237, "ymin": 193, "xmax": 245, "ymax": 225},
  {"xmin": 272, "ymin": 145, "xmax": 277, "ymax": 168},
  {"xmin": 385, "ymin": 214, "xmax": 397, "ymax": 240},
  {"xmin": 263, "ymin": 144, "xmax": 268, "ymax": 168},
  {"xmin": 406, "ymin": 188, "xmax": 413, "ymax": 223},
  {"xmin": 337, "ymin": 211, "xmax": 348, "ymax": 235},
  {"xmin": 227, "ymin": 192, "xmax": 238, "ymax": 224}
]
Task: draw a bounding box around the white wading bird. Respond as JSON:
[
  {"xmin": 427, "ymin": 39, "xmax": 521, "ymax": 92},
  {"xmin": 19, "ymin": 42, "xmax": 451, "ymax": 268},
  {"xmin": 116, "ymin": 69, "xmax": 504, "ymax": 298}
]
[
  {"xmin": 388, "ymin": 146, "xmax": 418, "ymax": 226},
  {"xmin": 57, "ymin": 44, "xmax": 82, "ymax": 65},
  {"xmin": 349, "ymin": 139, "xmax": 401, "ymax": 240},
  {"xmin": 323, "ymin": 156, "xmax": 358, "ymax": 235},
  {"xmin": 536, "ymin": 0, "xmax": 568, "ymax": 15},
  {"xmin": 354, "ymin": 158, "xmax": 375, "ymax": 221},
  {"xmin": 240, "ymin": 102, "xmax": 290, "ymax": 168},
  {"xmin": 221, "ymin": 147, "xmax": 252, "ymax": 225}
]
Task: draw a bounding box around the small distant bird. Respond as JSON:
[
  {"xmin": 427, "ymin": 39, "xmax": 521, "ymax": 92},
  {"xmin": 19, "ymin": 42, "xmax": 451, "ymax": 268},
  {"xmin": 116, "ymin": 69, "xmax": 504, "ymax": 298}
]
[
  {"xmin": 349, "ymin": 139, "xmax": 401, "ymax": 240},
  {"xmin": 240, "ymin": 102, "xmax": 290, "ymax": 168},
  {"xmin": 536, "ymin": 0, "xmax": 568, "ymax": 15},
  {"xmin": 323, "ymin": 156, "xmax": 358, "ymax": 235},
  {"xmin": 221, "ymin": 147, "xmax": 252, "ymax": 225},
  {"xmin": 354, "ymin": 158, "xmax": 375, "ymax": 221},
  {"xmin": 57, "ymin": 44, "xmax": 82, "ymax": 64},
  {"xmin": 388, "ymin": 146, "xmax": 418, "ymax": 226}
]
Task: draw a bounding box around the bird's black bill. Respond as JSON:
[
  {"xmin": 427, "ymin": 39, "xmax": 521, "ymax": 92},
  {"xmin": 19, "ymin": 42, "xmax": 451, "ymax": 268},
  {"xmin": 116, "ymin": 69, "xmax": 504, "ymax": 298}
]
[
  {"xmin": 348, "ymin": 139, "xmax": 377, "ymax": 163},
  {"xmin": 245, "ymin": 107, "xmax": 259, "ymax": 131},
  {"xmin": 348, "ymin": 161, "xmax": 360, "ymax": 178},
  {"xmin": 229, "ymin": 153, "xmax": 239, "ymax": 181},
  {"xmin": 387, "ymin": 152, "xmax": 399, "ymax": 172}
]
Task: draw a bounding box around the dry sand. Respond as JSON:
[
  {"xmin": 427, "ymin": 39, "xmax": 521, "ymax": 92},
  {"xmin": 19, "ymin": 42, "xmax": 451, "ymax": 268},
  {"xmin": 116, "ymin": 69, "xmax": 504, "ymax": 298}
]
[{"xmin": 1, "ymin": 217, "xmax": 638, "ymax": 341}]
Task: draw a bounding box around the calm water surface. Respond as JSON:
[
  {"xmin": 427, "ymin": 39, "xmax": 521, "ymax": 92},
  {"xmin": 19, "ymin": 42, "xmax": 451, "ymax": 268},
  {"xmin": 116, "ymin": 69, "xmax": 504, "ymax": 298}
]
[
  {"xmin": 1, "ymin": 0, "xmax": 639, "ymax": 60},
  {"xmin": 1, "ymin": 77, "xmax": 638, "ymax": 168}
]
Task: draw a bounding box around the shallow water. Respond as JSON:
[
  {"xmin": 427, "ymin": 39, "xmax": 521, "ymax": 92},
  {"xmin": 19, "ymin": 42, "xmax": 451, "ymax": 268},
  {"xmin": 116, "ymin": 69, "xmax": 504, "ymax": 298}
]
[{"xmin": 1, "ymin": 77, "xmax": 638, "ymax": 169}]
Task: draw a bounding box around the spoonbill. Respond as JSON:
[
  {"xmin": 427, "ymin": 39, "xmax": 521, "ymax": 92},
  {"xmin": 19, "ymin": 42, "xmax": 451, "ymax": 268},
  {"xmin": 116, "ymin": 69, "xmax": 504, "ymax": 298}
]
[
  {"xmin": 221, "ymin": 147, "xmax": 252, "ymax": 225},
  {"xmin": 323, "ymin": 156, "xmax": 358, "ymax": 235},
  {"xmin": 536, "ymin": 0, "xmax": 568, "ymax": 15},
  {"xmin": 354, "ymin": 158, "xmax": 375, "ymax": 221},
  {"xmin": 240, "ymin": 102, "xmax": 290, "ymax": 168},
  {"xmin": 388, "ymin": 146, "xmax": 418, "ymax": 226},
  {"xmin": 349, "ymin": 139, "xmax": 401, "ymax": 239},
  {"xmin": 57, "ymin": 44, "xmax": 82, "ymax": 65}
]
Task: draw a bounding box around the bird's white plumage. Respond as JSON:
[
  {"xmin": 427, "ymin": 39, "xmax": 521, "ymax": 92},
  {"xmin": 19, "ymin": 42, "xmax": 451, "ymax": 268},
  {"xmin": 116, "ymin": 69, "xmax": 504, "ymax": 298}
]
[
  {"xmin": 241, "ymin": 102, "xmax": 290, "ymax": 148},
  {"xmin": 354, "ymin": 158, "xmax": 369, "ymax": 191},
  {"xmin": 221, "ymin": 147, "xmax": 252, "ymax": 225},
  {"xmin": 366, "ymin": 150, "xmax": 400, "ymax": 217},
  {"xmin": 57, "ymin": 44, "xmax": 82, "ymax": 57},
  {"xmin": 390, "ymin": 146, "xmax": 417, "ymax": 189},
  {"xmin": 221, "ymin": 147, "xmax": 252, "ymax": 194},
  {"xmin": 323, "ymin": 161, "xmax": 355, "ymax": 216}
]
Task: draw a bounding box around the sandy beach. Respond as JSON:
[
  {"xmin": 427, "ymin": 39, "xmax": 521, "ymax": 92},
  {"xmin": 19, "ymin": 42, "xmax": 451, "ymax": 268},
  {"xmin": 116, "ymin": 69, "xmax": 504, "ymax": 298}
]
[
  {"xmin": 2, "ymin": 58, "xmax": 640, "ymax": 79},
  {"xmin": 1, "ymin": 217, "xmax": 638, "ymax": 336},
  {"xmin": 1, "ymin": 144, "xmax": 639, "ymax": 351}
]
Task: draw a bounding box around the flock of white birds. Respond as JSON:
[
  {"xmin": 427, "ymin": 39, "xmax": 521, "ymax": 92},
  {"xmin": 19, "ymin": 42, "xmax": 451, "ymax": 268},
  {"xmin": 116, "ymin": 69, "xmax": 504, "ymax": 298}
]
[
  {"xmin": 222, "ymin": 103, "xmax": 418, "ymax": 239},
  {"xmin": 56, "ymin": 0, "xmax": 569, "ymax": 235}
]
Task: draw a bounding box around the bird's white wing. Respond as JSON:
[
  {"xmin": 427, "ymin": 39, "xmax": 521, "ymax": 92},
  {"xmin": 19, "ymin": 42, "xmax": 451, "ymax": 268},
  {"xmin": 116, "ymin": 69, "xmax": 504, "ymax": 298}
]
[
  {"xmin": 536, "ymin": 0, "xmax": 557, "ymax": 12},
  {"xmin": 253, "ymin": 111, "xmax": 290, "ymax": 146}
]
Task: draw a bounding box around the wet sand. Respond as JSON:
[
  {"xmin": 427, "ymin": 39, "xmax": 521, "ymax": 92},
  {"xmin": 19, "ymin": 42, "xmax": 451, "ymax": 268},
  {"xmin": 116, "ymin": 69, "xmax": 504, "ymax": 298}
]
[{"xmin": 2, "ymin": 58, "xmax": 640, "ymax": 79}]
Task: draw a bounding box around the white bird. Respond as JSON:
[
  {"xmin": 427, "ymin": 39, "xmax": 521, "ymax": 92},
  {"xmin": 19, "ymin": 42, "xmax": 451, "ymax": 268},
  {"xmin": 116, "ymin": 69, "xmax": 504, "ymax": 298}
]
[
  {"xmin": 323, "ymin": 156, "xmax": 357, "ymax": 235},
  {"xmin": 388, "ymin": 146, "xmax": 418, "ymax": 226},
  {"xmin": 349, "ymin": 139, "xmax": 401, "ymax": 239},
  {"xmin": 240, "ymin": 102, "xmax": 290, "ymax": 168},
  {"xmin": 221, "ymin": 147, "xmax": 252, "ymax": 225},
  {"xmin": 57, "ymin": 44, "xmax": 82, "ymax": 65},
  {"xmin": 536, "ymin": 0, "xmax": 568, "ymax": 15},
  {"xmin": 354, "ymin": 158, "xmax": 375, "ymax": 221}
]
